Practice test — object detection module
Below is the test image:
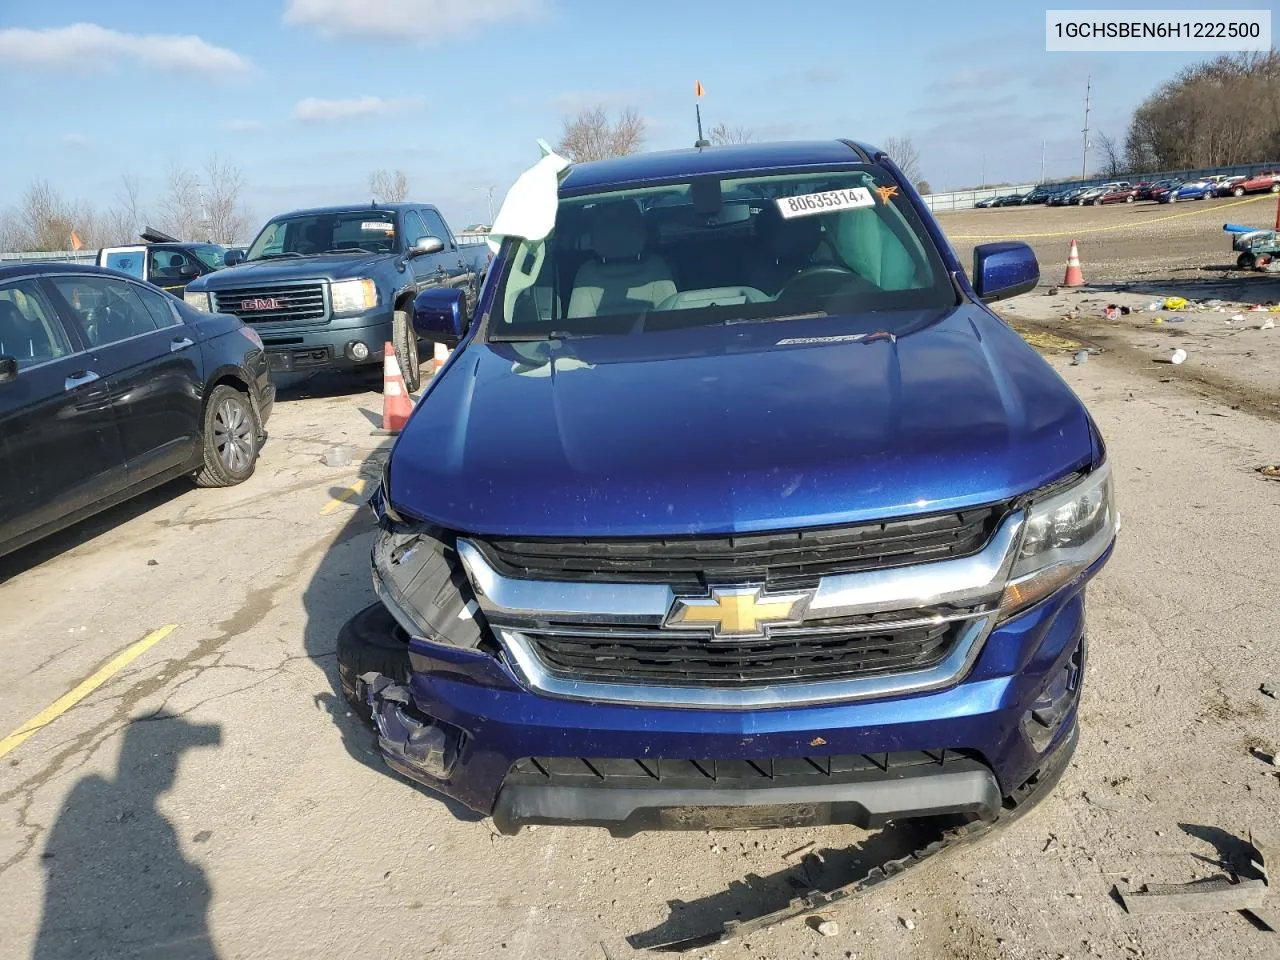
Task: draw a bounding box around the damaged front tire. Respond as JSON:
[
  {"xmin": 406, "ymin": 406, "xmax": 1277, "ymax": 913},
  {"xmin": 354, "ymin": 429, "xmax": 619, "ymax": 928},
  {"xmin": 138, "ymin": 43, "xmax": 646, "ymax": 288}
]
[{"xmin": 337, "ymin": 602, "xmax": 412, "ymax": 722}]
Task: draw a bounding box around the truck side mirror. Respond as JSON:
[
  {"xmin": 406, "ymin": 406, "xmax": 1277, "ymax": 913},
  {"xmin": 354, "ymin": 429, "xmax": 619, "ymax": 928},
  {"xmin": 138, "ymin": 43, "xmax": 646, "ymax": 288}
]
[
  {"xmin": 407, "ymin": 236, "xmax": 445, "ymax": 259},
  {"xmin": 413, "ymin": 287, "xmax": 469, "ymax": 342},
  {"xmin": 223, "ymin": 250, "xmax": 245, "ymax": 267},
  {"xmin": 0, "ymin": 356, "xmax": 18, "ymax": 385},
  {"xmin": 973, "ymin": 241, "xmax": 1039, "ymax": 303}
]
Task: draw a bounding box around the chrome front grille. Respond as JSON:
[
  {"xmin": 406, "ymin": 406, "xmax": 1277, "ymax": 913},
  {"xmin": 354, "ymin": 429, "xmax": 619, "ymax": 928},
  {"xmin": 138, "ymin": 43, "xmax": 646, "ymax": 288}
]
[
  {"xmin": 453, "ymin": 510, "xmax": 1025, "ymax": 709},
  {"xmin": 212, "ymin": 281, "xmax": 328, "ymax": 324}
]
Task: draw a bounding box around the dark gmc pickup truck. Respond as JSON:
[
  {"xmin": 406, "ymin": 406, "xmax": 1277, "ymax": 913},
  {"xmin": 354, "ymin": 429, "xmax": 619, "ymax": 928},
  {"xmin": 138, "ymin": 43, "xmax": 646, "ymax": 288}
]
[{"xmin": 182, "ymin": 203, "xmax": 488, "ymax": 390}]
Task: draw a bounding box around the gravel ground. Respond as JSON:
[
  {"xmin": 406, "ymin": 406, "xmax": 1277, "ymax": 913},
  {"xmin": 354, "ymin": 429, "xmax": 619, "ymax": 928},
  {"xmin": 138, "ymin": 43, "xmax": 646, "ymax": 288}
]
[{"xmin": 1, "ymin": 202, "xmax": 1278, "ymax": 960}]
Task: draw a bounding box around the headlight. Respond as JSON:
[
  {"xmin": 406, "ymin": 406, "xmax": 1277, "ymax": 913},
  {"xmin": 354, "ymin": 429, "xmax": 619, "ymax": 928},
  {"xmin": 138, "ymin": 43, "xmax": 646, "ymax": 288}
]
[
  {"xmin": 331, "ymin": 278, "xmax": 378, "ymax": 314},
  {"xmin": 184, "ymin": 290, "xmax": 211, "ymax": 312},
  {"xmin": 372, "ymin": 528, "xmax": 485, "ymax": 650},
  {"xmin": 999, "ymin": 462, "xmax": 1118, "ymax": 620}
]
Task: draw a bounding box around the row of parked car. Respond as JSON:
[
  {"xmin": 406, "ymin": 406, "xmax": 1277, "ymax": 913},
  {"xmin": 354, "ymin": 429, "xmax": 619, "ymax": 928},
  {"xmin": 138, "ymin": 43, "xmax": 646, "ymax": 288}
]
[{"xmin": 976, "ymin": 170, "xmax": 1280, "ymax": 209}]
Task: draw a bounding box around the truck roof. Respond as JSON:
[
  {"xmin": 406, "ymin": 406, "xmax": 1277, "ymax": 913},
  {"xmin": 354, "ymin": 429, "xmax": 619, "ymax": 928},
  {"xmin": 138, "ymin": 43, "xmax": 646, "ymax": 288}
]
[
  {"xmin": 267, "ymin": 202, "xmax": 425, "ymax": 220},
  {"xmin": 559, "ymin": 140, "xmax": 877, "ymax": 194}
]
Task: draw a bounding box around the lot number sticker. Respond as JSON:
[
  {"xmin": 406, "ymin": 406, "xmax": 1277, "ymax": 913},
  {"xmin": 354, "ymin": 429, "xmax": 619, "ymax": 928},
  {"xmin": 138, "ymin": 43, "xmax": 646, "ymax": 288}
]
[{"xmin": 777, "ymin": 187, "xmax": 875, "ymax": 219}]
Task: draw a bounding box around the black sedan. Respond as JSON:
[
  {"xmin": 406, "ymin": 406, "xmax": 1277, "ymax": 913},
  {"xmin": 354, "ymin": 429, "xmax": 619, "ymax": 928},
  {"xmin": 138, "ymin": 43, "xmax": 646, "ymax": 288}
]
[{"xmin": 0, "ymin": 263, "xmax": 275, "ymax": 559}]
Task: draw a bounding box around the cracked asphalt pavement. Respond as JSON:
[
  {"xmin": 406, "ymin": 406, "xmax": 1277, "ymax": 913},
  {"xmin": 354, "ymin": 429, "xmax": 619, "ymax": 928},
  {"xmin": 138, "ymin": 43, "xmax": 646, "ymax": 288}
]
[{"xmin": 2, "ymin": 311, "xmax": 1279, "ymax": 958}]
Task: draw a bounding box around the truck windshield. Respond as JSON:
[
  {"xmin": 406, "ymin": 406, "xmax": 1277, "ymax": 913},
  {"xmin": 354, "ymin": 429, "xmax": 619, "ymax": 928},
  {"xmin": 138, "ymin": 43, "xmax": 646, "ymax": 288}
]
[
  {"xmin": 190, "ymin": 245, "xmax": 227, "ymax": 269},
  {"xmin": 243, "ymin": 212, "xmax": 398, "ymax": 261},
  {"xmin": 488, "ymin": 166, "xmax": 954, "ymax": 341}
]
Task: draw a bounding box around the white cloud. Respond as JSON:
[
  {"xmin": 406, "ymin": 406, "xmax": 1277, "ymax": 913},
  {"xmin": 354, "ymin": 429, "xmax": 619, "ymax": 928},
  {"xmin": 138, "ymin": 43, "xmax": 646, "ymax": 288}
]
[
  {"xmin": 293, "ymin": 96, "xmax": 417, "ymax": 122},
  {"xmin": 59, "ymin": 133, "xmax": 92, "ymax": 147},
  {"xmin": 0, "ymin": 22, "xmax": 250, "ymax": 78},
  {"xmin": 283, "ymin": 0, "xmax": 541, "ymax": 42},
  {"xmin": 224, "ymin": 118, "xmax": 264, "ymax": 133}
]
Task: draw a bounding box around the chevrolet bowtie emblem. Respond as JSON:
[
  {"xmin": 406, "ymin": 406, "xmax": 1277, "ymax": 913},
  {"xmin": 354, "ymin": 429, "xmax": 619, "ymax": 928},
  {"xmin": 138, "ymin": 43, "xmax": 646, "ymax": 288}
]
[{"xmin": 667, "ymin": 586, "xmax": 810, "ymax": 638}]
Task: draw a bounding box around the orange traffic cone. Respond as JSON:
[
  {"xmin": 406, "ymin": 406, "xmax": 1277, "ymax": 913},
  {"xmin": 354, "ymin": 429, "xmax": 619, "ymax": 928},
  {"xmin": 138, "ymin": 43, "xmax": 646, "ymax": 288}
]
[
  {"xmin": 429, "ymin": 342, "xmax": 450, "ymax": 377},
  {"xmin": 382, "ymin": 341, "xmax": 413, "ymax": 433},
  {"xmin": 1063, "ymin": 239, "xmax": 1085, "ymax": 287}
]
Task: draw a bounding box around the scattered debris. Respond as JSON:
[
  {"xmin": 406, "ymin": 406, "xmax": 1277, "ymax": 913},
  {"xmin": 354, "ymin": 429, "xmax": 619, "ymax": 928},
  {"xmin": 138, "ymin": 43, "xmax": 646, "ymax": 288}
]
[
  {"xmin": 1168, "ymin": 316, "xmax": 1185, "ymax": 323},
  {"xmin": 1230, "ymin": 313, "xmax": 1246, "ymax": 322},
  {"xmin": 900, "ymin": 917, "xmax": 915, "ymax": 931},
  {"xmin": 1262, "ymin": 319, "xmax": 1276, "ymax": 330},
  {"xmin": 817, "ymin": 920, "xmax": 840, "ymax": 937},
  {"xmin": 1250, "ymin": 304, "xmax": 1268, "ymax": 312},
  {"xmin": 1170, "ymin": 348, "xmax": 1188, "ymax": 365},
  {"xmin": 1103, "ymin": 304, "xmax": 1119, "ymax": 320},
  {"xmin": 1163, "ymin": 296, "xmax": 1188, "ymax": 310},
  {"xmin": 1262, "ymin": 680, "xmax": 1278, "ymax": 697},
  {"xmin": 147, "ymin": 559, "xmax": 158, "ymax": 567},
  {"xmin": 1147, "ymin": 301, "xmax": 1162, "ymax": 311},
  {"xmin": 1118, "ymin": 877, "xmax": 1267, "ymax": 915},
  {"xmin": 783, "ymin": 841, "xmax": 818, "ymax": 863},
  {"xmin": 1072, "ymin": 350, "xmax": 1089, "ymax": 365},
  {"xmin": 322, "ymin": 445, "xmax": 354, "ymax": 468}
]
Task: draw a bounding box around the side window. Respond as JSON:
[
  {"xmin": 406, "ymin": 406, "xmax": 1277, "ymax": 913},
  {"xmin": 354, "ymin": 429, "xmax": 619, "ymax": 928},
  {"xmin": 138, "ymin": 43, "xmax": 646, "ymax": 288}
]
[
  {"xmin": 402, "ymin": 211, "xmax": 428, "ymax": 245},
  {"xmin": 133, "ymin": 285, "xmax": 182, "ymax": 329},
  {"xmin": 149, "ymin": 249, "xmax": 196, "ymax": 285},
  {"xmin": 49, "ymin": 277, "xmax": 163, "ymax": 347},
  {"xmin": 0, "ymin": 280, "xmax": 74, "ymax": 369},
  {"xmin": 103, "ymin": 249, "xmax": 146, "ymax": 279},
  {"xmin": 422, "ymin": 209, "xmax": 452, "ymax": 246}
]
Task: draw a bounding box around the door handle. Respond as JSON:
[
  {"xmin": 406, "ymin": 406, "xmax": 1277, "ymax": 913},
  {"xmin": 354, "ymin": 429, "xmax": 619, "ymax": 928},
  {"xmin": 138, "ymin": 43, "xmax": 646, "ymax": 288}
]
[
  {"xmin": 64, "ymin": 370, "xmax": 100, "ymax": 391},
  {"xmin": 171, "ymin": 337, "xmax": 195, "ymax": 352}
]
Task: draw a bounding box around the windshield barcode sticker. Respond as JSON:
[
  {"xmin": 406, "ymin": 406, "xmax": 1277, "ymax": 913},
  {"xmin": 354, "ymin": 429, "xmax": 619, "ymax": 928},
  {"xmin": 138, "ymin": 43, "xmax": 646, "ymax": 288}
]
[
  {"xmin": 777, "ymin": 187, "xmax": 875, "ymax": 219},
  {"xmin": 361, "ymin": 221, "xmax": 394, "ymax": 232}
]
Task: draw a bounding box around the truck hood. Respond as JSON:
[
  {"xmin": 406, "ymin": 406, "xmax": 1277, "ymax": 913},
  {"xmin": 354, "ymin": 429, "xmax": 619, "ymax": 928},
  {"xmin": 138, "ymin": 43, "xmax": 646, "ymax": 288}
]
[
  {"xmin": 389, "ymin": 306, "xmax": 1094, "ymax": 537},
  {"xmin": 188, "ymin": 253, "xmax": 394, "ymax": 289}
]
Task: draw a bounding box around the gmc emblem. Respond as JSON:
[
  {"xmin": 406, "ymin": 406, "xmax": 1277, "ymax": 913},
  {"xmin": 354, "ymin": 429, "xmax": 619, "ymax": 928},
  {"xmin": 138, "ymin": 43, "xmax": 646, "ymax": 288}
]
[{"xmin": 241, "ymin": 297, "xmax": 282, "ymax": 311}]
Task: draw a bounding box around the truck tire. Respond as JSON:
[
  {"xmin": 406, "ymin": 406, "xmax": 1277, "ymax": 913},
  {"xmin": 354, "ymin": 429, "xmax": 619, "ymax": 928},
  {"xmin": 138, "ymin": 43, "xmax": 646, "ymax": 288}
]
[
  {"xmin": 392, "ymin": 306, "xmax": 421, "ymax": 393},
  {"xmin": 1238, "ymin": 251, "xmax": 1257, "ymax": 271},
  {"xmin": 337, "ymin": 602, "xmax": 412, "ymax": 722},
  {"xmin": 194, "ymin": 384, "xmax": 259, "ymax": 488}
]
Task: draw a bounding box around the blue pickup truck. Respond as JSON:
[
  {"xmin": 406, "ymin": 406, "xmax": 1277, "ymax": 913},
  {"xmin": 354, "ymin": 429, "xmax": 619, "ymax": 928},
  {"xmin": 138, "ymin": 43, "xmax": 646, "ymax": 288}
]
[
  {"xmin": 340, "ymin": 141, "xmax": 1118, "ymax": 844},
  {"xmin": 182, "ymin": 203, "xmax": 487, "ymax": 390}
]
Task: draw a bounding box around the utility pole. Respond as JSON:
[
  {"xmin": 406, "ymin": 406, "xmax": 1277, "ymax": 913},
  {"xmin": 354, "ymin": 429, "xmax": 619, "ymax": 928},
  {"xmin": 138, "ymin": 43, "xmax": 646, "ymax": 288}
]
[
  {"xmin": 1041, "ymin": 139, "xmax": 1046, "ymax": 184},
  {"xmin": 485, "ymin": 186, "xmax": 495, "ymax": 224},
  {"xmin": 981, "ymin": 154, "xmax": 986, "ymax": 189},
  {"xmin": 1081, "ymin": 75, "xmax": 1092, "ymax": 180}
]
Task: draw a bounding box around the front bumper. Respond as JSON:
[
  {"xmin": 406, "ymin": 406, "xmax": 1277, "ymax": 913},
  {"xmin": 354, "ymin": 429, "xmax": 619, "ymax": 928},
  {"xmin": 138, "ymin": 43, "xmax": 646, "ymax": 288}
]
[
  {"xmin": 363, "ymin": 547, "xmax": 1106, "ymax": 835},
  {"xmin": 256, "ymin": 310, "xmax": 394, "ymax": 373}
]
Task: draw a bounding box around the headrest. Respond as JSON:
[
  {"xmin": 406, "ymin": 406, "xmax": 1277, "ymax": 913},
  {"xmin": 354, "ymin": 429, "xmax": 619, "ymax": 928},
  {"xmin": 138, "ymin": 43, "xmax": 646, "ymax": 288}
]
[
  {"xmin": 587, "ymin": 200, "xmax": 646, "ymax": 261},
  {"xmin": 757, "ymin": 203, "xmax": 823, "ymax": 261}
]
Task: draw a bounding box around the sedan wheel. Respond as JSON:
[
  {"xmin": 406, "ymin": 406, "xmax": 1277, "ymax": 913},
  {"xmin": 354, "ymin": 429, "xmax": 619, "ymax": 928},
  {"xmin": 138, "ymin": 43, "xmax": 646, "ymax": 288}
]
[
  {"xmin": 195, "ymin": 384, "xmax": 259, "ymax": 488},
  {"xmin": 1126, "ymin": 195, "xmax": 1134, "ymax": 203},
  {"xmin": 214, "ymin": 398, "xmax": 254, "ymax": 473},
  {"xmin": 1271, "ymin": 184, "xmax": 1280, "ymax": 193},
  {"xmin": 1234, "ymin": 187, "xmax": 1245, "ymax": 197}
]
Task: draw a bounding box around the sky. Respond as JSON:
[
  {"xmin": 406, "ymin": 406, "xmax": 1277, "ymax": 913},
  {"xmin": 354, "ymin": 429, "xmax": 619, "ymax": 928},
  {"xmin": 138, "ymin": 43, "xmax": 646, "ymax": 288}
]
[{"xmin": 0, "ymin": 0, "xmax": 1240, "ymax": 238}]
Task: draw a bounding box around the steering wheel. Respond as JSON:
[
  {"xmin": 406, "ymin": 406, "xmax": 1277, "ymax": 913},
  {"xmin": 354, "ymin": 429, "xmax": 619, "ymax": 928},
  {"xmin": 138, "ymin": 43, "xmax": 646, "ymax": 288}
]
[{"xmin": 778, "ymin": 264, "xmax": 860, "ymax": 301}]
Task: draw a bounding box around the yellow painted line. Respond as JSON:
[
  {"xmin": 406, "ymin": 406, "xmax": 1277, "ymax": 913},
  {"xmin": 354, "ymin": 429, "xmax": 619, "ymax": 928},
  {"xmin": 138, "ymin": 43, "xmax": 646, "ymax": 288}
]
[
  {"xmin": 947, "ymin": 193, "xmax": 1274, "ymax": 241},
  {"xmin": 0, "ymin": 624, "xmax": 179, "ymax": 760},
  {"xmin": 321, "ymin": 477, "xmax": 368, "ymax": 515}
]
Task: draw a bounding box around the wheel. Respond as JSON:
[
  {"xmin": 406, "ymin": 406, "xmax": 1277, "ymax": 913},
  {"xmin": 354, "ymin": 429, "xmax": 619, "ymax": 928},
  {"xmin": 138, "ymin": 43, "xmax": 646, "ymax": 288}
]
[
  {"xmin": 1234, "ymin": 187, "xmax": 1245, "ymax": 197},
  {"xmin": 1093, "ymin": 199, "xmax": 1101, "ymax": 206},
  {"xmin": 1126, "ymin": 195, "xmax": 1134, "ymax": 203},
  {"xmin": 1271, "ymin": 183, "xmax": 1280, "ymax": 193},
  {"xmin": 1168, "ymin": 193, "xmax": 1178, "ymax": 203},
  {"xmin": 392, "ymin": 305, "xmax": 421, "ymax": 393},
  {"xmin": 1238, "ymin": 251, "xmax": 1257, "ymax": 270},
  {"xmin": 194, "ymin": 385, "xmax": 259, "ymax": 487},
  {"xmin": 337, "ymin": 602, "xmax": 412, "ymax": 721}
]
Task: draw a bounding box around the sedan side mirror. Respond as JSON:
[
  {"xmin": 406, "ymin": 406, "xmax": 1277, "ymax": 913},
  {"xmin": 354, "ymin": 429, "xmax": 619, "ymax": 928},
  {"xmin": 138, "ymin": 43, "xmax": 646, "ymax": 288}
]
[
  {"xmin": 407, "ymin": 236, "xmax": 446, "ymax": 259},
  {"xmin": 223, "ymin": 250, "xmax": 245, "ymax": 267},
  {"xmin": 973, "ymin": 241, "xmax": 1039, "ymax": 303},
  {"xmin": 0, "ymin": 356, "xmax": 18, "ymax": 385},
  {"xmin": 413, "ymin": 287, "xmax": 469, "ymax": 342}
]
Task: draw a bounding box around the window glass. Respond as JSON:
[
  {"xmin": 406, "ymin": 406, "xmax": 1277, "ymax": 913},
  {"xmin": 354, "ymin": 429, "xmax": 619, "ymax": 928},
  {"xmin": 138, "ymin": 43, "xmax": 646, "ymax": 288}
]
[
  {"xmin": 402, "ymin": 211, "xmax": 428, "ymax": 245},
  {"xmin": 422, "ymin": 209, "xmax": 451, "ymax": 244},
  {"xmin": 190, "ymin": 245, "xmax": 226, "ymax": 269},
  {"xmin": 0, "ymin": 280, "xmax": 73, "ymax": 369},
  {"xmin": 133, "ymin": 285, "xmax": 181, "ymax": 329},
  {"xmin": 149, "ymin": 249, "xmax": 197, "ymax": 285},
  {"xmin": 103, "ymin": 249, "xmax": 146, "ymax": 279},
  {"xmin": 489, "ymin": 166, "xmax": 951, "ymax": 340},
  {"xmin": 50, "ymin": 276, "xmax": 163, "ymax": 346},
  {"xmin": 243, "ymin": 211, "xmax": 397, "ymax": 259}
]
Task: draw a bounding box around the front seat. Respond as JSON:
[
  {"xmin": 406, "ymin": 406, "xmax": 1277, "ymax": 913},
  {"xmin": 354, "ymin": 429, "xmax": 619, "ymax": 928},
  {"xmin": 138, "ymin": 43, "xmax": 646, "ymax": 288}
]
[
  {"xmin": 0, "ymin": 300, "xmax": 30, "ymax": 359},
  {"xmin": 567, "ymin": 200, "xmax": 676, "ymax": 319}
]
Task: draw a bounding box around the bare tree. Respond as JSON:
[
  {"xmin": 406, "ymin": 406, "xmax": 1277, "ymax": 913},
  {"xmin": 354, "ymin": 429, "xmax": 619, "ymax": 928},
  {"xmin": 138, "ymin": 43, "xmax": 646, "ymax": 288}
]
[
  {"xmin": 203, "ymin": 154, "xmax": 252, "ymax": 244},
  {"xmin": 98, "ymin": 172, "xmax": 146, "ymax": 245},
  {"xmin": 556, "ymin": 106, "xmax": 645, "ymax": 163},
  {"xmin": 369, "ymin": 169, "xmax": 410, "ymax": 203},
  {"xmin": 1094, "ymin": 132, "xmax": 1124, "ymax": 178},
  {"xmin": 13, "ymin": 180, "xmax": 76, "ymax": 251},
  {"xmin": 914, "ymin": 180, "xmax": 933, "ymax": 196},
  {"xmin": 882, "ymin": 136, "xmax": 922, "ymax": 185},
  {"xmin": 708, "ymin": 123, "xmax": 754, "ymax": 145},
  {"xmin": 156, "ymin": 163, "xmax": 205, "ymax": 241}
]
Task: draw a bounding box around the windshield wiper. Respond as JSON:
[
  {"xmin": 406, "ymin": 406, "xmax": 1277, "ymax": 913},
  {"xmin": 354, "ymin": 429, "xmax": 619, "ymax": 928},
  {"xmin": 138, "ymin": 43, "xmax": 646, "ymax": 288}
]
[
  {"xmin": 489, "ymin": 331, "xmax": 573, "ymax": 343},
  {"xmin": 723, "ymin": 311, "xmax": 828, "ymax": 325},
  {"xmin": 257, "ymin": 251, "xmax": 304, "ymax": 260},
  {"xmin": 323, "ymin": 247, "xmax": 375, "ymax": 254}
]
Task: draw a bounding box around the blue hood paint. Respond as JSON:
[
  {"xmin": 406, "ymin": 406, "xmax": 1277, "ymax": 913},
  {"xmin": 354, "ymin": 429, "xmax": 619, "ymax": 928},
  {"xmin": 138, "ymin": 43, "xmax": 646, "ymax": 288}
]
[
  {"xmin": 187, "ymin": 253, "xmax": 394, "ymax": 289},
  {"xmin": 389, "ymin": 306, "xmax": 1092, "ymax": 537}
]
